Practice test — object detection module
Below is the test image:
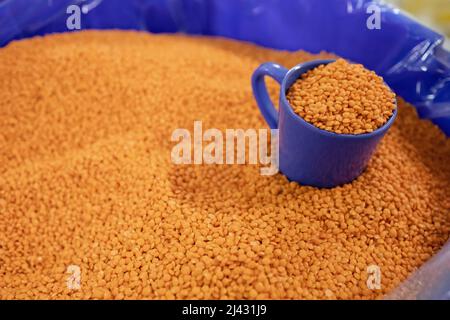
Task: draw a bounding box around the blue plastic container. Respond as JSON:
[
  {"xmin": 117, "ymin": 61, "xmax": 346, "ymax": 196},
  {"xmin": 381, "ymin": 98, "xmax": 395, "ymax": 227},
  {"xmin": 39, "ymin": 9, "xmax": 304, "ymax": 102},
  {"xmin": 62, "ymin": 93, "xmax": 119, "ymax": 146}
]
[
  {"xmin": 252, "ymin": 60, "xmax": 397, "ymax": 188},
  {"xmin": 1, "ymin": 0, "xmax": 449, "ymax": 299}
]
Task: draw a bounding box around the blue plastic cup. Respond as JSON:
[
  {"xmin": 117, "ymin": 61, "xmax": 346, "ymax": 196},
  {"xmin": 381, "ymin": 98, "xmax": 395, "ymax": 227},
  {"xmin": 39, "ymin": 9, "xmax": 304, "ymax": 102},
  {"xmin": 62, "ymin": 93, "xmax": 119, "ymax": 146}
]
[{"xmin": 251, "ymin": 59, "xmax": 397, "ymax": 188}]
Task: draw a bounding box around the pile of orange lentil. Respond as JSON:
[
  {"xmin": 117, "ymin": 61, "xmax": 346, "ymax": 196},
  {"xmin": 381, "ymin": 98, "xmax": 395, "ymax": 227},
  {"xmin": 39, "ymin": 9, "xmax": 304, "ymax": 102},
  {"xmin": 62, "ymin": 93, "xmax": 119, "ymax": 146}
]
[
  {"xmin": 286, "ymin": 59, "xmax": 396, "ymax": 134},
  {"xmin": 0, "ymin": 31, "xmax": 449, "ymax": 300}
]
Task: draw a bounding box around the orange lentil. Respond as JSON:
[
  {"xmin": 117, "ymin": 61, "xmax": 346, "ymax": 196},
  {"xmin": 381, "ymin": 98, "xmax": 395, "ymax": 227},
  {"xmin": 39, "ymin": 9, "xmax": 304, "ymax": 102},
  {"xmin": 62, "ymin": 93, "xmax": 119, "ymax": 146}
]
[
  {"xmin": 0, "ymin": 31, "xmax": 449, "ymax": 300},
  {"xmin": 286, "ymin": 59, "xmax": 396, "ymax": 134}
]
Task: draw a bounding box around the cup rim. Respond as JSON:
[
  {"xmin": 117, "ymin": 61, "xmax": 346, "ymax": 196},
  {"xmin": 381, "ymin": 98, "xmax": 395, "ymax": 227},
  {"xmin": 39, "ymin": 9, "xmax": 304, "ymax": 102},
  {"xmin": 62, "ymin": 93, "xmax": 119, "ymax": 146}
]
[{"xmin": 280, "ymin": 59, "xmax": 398, "ymax": 140}]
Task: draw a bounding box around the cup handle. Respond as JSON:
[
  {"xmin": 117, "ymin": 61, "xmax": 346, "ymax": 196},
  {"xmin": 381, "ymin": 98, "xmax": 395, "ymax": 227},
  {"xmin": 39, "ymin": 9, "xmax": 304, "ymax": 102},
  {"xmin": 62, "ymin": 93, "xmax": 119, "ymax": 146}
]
[{"xmin": 251, "ymin": 62, "xmax": 288, "ymax": 129}]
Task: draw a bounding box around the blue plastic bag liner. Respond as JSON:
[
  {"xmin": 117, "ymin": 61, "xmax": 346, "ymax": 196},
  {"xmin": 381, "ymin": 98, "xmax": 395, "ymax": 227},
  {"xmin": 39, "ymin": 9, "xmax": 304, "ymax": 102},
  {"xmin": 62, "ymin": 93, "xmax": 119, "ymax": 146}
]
[
  {"xmin": 386, "ymin": 240, "xmax": 450, "ymax": 300},
  {"xmin": 0, "ymin": 0, "xmax": 449, "ymax": 299}
]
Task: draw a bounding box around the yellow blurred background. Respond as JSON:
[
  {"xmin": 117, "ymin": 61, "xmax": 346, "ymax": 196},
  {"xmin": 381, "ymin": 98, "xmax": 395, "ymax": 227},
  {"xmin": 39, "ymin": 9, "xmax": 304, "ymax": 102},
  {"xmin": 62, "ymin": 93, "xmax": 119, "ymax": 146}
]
[{"xmin": 388, "ymin": 0, "xmax": 450, "ymax": 37}]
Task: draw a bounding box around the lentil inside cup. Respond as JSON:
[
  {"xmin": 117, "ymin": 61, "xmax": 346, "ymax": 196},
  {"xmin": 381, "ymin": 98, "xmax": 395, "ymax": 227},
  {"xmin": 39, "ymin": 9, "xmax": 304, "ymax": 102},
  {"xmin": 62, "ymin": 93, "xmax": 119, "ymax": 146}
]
[{"xmin": 286, "ymin": 59, "xmax": 397, "ymax": 135}]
